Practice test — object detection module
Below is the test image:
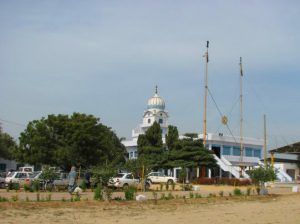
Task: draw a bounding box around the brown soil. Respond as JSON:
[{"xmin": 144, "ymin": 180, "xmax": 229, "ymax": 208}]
[{"xmin": 0, "ymin": 185, "xmax": 299, "ymax": 224}]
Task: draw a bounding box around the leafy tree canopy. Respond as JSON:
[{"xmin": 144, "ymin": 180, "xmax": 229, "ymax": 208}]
[
  {"xmin": 247, "ymin": 165, "xmax": 277, "ymax": 186},
  {"xmin": 16, "ymin": 113, "xmax": 126, "ymax": 170},
  {"xmin": 137, "ymin": 121, "xmax": 165, "ymax": 170},
  {"xmin": 165, "ymin": 125, "xmax": 179, "ymax": 150},
  {"xmin": 166, "ymin": 138, "xmax": 217, "ymax": 169},
  {"xmin": 0, "ymin": 126, "xmax": 16, "ymax": 160}
]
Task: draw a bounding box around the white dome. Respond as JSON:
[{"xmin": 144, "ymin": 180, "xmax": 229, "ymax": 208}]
[{"xmin": 147, "ymin": 92, "xmax": 165, "ymax": 110}]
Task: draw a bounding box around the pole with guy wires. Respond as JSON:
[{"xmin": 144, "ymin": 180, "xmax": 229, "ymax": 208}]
[
  {"xmin": 239, "ymin": 57, "xmax": 244, "ymax": 177},
  {"xmin": 203, "ymin": 41, "xmax": 209, "ymax": 147}
]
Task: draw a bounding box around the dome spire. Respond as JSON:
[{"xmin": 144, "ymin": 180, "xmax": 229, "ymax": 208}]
[{"xmin": 155, "ymin": 85, "xmax": 158, "ymax": 94}]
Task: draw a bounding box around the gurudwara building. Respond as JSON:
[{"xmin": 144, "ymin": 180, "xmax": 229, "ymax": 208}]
[
  {"xmin": 122, "ymin": 87, "xmax": 168, "ymax": 160},
  {"xmin": 122, "ymin": 87, "xmax": 293, "ymax": 181}
]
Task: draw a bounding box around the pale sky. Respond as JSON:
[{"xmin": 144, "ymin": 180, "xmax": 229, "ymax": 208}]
[{"xmin": 0, "ymin": 0, "xmax": 300, "ymax": 149}]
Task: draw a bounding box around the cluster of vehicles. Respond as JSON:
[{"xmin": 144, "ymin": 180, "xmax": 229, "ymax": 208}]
[{"xmin": 0, "ymin": 166, "xmax": 178, "ymax": 191}]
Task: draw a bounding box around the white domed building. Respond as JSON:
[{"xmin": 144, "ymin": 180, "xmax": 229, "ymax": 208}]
[{"xmin": 122, "ymin": 87, "xmax": 169, "ymax": 159}]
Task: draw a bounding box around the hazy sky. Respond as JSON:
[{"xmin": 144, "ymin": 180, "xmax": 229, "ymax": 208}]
[{"xmin": 0, "ymin": 1, "xmax": 300, "ymax": 149}]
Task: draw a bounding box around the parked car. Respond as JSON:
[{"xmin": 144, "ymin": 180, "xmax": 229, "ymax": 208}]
[
  {"xmin": 53, "ymin": 172, "xmax": 85, "ymax": 191},
  {"xmin": 4, "ymin": 171, "xmax": 32, "ymax": 187},
  {"xmin": 108, "ymin": 173, "xmax": 139, "ymax": 189},
  {"xmin": 147, "ymin": 172, "xmax": 177, "ymax": 184}
]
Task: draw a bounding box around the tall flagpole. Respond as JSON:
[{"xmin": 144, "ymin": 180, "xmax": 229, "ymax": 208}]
[
  {"xmin": 264, "ymin": 114, "xmax": 267, "ymax": 166},
  {"xmin": 239, "ymin": 57, "xmax": 244, "ymax": 177},
  {"xmin": 203, "ymin": 41, "xmax": 209, "ymax": 147}
]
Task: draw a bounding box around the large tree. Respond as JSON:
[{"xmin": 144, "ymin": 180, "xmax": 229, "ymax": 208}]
[
  {"xmin": 0, "ymin": 126, "xmax": 16, "ymax": 160},
  {"xmin": 165, "ymin": 125, "xmax": 179, "ymax": 150},
  {"xmin": 166, "ymin": 137, "xmax": 217, "ymax": 169},
  {"xmin": 16, "ymin": 113, "xmax": 126, "ymax": 170},
  {"xmin": 137, "ymin": 121, "xmax": 165, "ymax": 170}
]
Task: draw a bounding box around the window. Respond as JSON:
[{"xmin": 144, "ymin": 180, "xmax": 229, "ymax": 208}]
[
  {"xmin": 233, "ymin": 147, "xmax": 241, "ymax": 156},
  {"xmin": 148, "ymin": 119, "xmax": 151, "ymax": 124},
  {"xmin": 130, "ymin": 152, "xmax": 133, "ymax": 158},
  {"xmin": 254, "ymin": 149, "xmax": 261, "ymax": 158},
  {"xmin": 126, "ymin": 174, "xmax": 133, "ymax": 179},
  {"xmin": 222, "ymin": 146, "xmax": 231, "ymax": 155},
  {"xmin": 159, "ymin": 118, "xmax": 163, "ymax": 124},
  {"xmin": 0, "ymin": 163, "xmax": 6, "ymax": 171},
  {"xmin": 245, "ymin": 148, "xmax": 253, "ymax": 157}
]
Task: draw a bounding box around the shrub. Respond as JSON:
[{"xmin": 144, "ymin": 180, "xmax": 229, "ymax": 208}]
[
  {"xmin": 166, "ymin": 182, "xmax": 169, "ymax": 191},
  {"xmin": 124, "ymin": 186, "xmax": 136, "ymax": 201},
  {"xmin": 159, "ymin": 183, "xmax": 164, "ymax": 191},
  {"xmin": 104, "ymin": 187, "xmax": 113, "ymax": 201},
  {"xmin": 246, "ymin": 187, "xmax": 251, "ymax": 196},
  {"xmin": 80, "ymin": 181, "xmax": 87, "ymax": 192},
  {"xmin": 0, "ymin": 196, "xmax": 9, "ymax": 202},
  {"xmin": 195, "ymin": 193, "xmax": 202, "ymax": 198},
  {"xmin": 11, "ymin": 194, "xmax": 19, "ymax": 201},
  {"xmin": 233, "ymin": 188, "xmax": 243, "ymax": 196},
  {"xmin": 219, "ymin": 190, "xmax": 224, "ymax": 197},
  {"xmin": 32, "ymin": 180, "xmax": 40, "ymax": 192},
  {"xmin": 152, "ymin": 192, "xmax": 158, "ymax": 204},
  {"xmin": 36, "ymin": 193, "xmax": 40, "ymax": 202},
  {"xmin": 171, "ymin": 182, "xmax": 175, "ymax": 191},
  {"xmin": 23, "ymin": 184, "xmax": 30, "ymax": 192},
  {"xmin": 182, "ymin": 184, "xmax": 193, "ymax": 191},
  {"xmin": 189, "ymin": 192, "xmax": 194, "ymax": 199},
  {"xmin": 167, "ymin": 192, "xmax": 174, "ymax": 200},
  {"xmin": 46, "ymin": 194, "xmax": 52, "ymax": 201},
  {"xmin": 94, "ymin": 185, "xmax": 103, "ymax": 201}
]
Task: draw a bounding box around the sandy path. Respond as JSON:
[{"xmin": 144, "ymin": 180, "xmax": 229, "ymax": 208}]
[{"xmin": 1, "ymin": 193, "xmax": 299, "ymax": 224}]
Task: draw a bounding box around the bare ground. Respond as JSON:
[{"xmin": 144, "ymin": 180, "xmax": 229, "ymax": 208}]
[{"xmin": 0, "ymin": 185, "xmax": 300, "ymax": 224}]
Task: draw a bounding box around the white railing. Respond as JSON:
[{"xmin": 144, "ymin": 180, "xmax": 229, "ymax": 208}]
[
  {"xmin": 214, "ymin": 155, "xmax": 241, "ymax": 178},
  {"xmin": 221, "ymin": 156, "xmax": 249, "ymax": 178}
]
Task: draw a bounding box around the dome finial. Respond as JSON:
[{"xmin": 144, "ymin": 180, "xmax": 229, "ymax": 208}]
[{"xmin": 155, "ymin": 85, "xmax": 158, "ymax": 94}]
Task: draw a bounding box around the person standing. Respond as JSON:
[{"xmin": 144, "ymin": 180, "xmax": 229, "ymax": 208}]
[{"xmin": 68, "ymin": 166, "xmax": 77, "ymax": 194}]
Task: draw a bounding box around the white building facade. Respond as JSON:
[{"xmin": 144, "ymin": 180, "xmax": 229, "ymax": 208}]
[{"xmin": 122, "ymin": 87, "xmax": 169, "ymax": 160}]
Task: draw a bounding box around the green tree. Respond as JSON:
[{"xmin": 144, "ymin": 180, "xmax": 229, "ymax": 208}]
[
  {"xmin": 144, "ymin": 121, "xmax": 163, "ymax": 147},
  {"xmin": 16, "ymin": 113, "xmax": 126, "ymax": 169},
  {"xmin": 165, "ymin": 125, "xmax": 179, "ymax": 150},
  {"xmin": 137, "ymin": 121, "xmax": 165, "ymax": 170},
  {"xmin": 0, "ymin": 126, "xmax": 16, "ymax": 160},
  {"xmin": 166, "ymin": 138, "xmax": 217, "ymax": 169},
  {"xmin": 247, "ymin": 165, "xmax": 277, "ymax": 186}
]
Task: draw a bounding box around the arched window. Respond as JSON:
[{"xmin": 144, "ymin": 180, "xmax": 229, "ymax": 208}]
[
  {"xmin": 159, "ymin": 118, "xmax": 163, "ymax": 124},
  {"xmin": 148, "ymin": 119, "xmax": 151, "ymax": 124}
]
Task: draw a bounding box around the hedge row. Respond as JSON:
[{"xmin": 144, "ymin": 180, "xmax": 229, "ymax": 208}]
[{"xmin": 193, "ymin": 177, "xmax": 252, "ymax": 186}]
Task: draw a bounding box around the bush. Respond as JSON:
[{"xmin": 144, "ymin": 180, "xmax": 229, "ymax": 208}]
[
  {"xmin": 197, "ymin": 177, "xmax": 251, "ymax": 186},
  {"xmin": 94, "ymin": 185, "xmax": 103, "ymax": 201},
  {"xmin": 219, "ymin": 191, "xmax": 224, "ymax": 197},
  {"xmin": 80, "ymin": 181, "xmax": 87, "ymax": 192},
  {"xmin": 124, "ymin": 186, "xmax": 136, "ymax": 201},
  {"xmin": 23, "ymin": 184, "xmax": 30, "ymax": 192},
  {"xmin": 233, "ymin": 188, "xmax": 243, "ymax": 196},
  {"xmin": 32, "ymin": 180, "xmax": 40, "ymax": 192},
  {"xmin": 104, "ymin": 187, "xmax": 113, "ymax": 201},
  {"xmin": 189, "ymin": 192, "xmax": 194, "ymax": 198},
  {"xmin": 0, "ymin": 196, "xmax": 9, "ymax": 202}
]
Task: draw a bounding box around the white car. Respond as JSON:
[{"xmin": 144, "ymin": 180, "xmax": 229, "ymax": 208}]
[
  {"xmin": 5, "ymin": 171, "xmax": 32, "ymax": 186},
  {"xmin": 108, "ymin": 173, "xmax": 139, "ymax": 189},
  {"xmin": 147, "ymin": 172, "xmax": 177, "ymax": 184}
]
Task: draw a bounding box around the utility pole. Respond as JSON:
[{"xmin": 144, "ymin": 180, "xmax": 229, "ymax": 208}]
[
  {"xmin": 264, "ymin": 114, "xmax": 267, "ymax": 166},
  {"xmin": 203, "ymin": 41, "xmax": 209, "ymax": 146},
  {"xmin": 239, "ymin": 57, "xmax": 244, "ymax": 177}
]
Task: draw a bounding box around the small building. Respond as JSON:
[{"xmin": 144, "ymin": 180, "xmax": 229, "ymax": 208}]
[{"xmin": 269, "ymin": 142, "xmax": 300, "ymax": 181}]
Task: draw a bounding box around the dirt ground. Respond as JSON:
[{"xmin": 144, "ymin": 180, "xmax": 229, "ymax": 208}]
[{"xmin": 0, "ymin": 185, "xmax": 300, "ymax": 224}]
